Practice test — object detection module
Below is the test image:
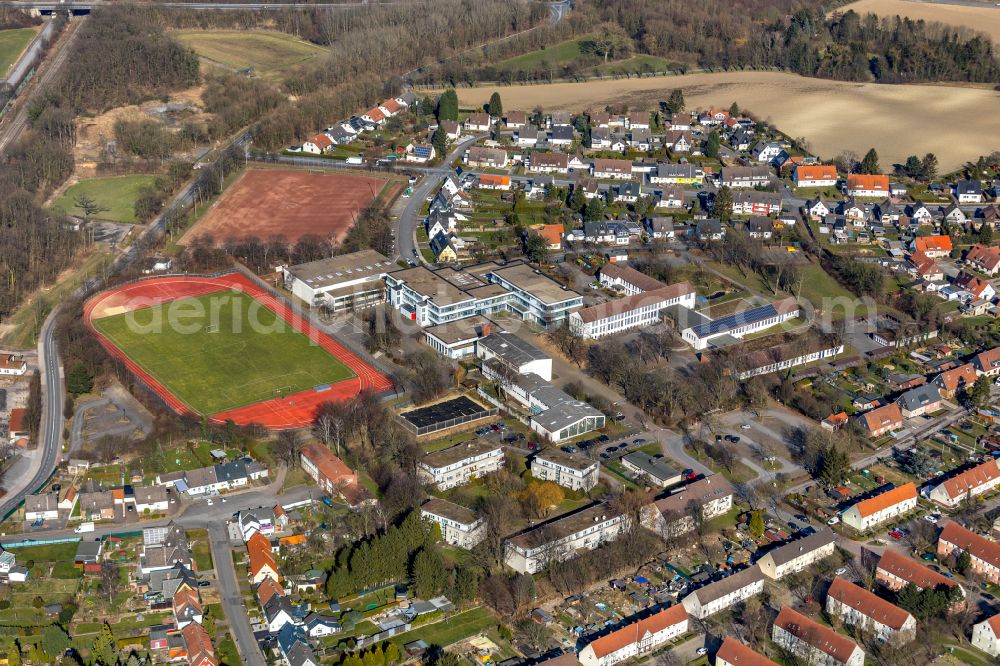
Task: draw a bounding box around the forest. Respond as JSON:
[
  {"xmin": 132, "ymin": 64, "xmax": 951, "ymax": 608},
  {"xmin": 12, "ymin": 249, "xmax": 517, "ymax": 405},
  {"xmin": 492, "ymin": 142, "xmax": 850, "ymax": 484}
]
[{"xmin": 414, "ymin": 0, "xmax": 1000, "ymax": 86}]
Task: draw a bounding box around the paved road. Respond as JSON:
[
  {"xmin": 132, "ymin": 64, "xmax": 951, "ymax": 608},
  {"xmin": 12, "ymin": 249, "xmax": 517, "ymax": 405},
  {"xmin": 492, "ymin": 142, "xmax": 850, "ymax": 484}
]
[
  {"xmin": 209, "ymin": 521, "xmax": 265, "ymax": 666},
  {"xmin": 0, "ymin": 308, "xmax": 63, "ymax": 521}
]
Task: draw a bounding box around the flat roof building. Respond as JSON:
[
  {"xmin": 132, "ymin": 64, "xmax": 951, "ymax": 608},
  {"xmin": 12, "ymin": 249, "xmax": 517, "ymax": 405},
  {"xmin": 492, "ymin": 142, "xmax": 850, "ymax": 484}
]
[
  {"xmin": 420, "ymin": 498, "xmax": 485, "ymax": 549},
  {"xmin": 620, "ymin": 452, "xmax": 682, "ymax": 488},
  {"xmin": 477, "ymin": 332, "xmax": 552, "ymax": 381},
  {"xmin": 505, "ymin": 503, "xmax": 627, "ymax": 574},
  {"xmin": 423, "ymin": 316, "xmax": 497, "ymax": 359},
  {"xmin": 417, "ymin": 440, "xmax": 504, "ymax": 490},
  {"xmin": 282, "ymin": 250, "xmax": 394, "ymax": 312},
  {"xmin": 681, "ymin": 298, "xmax": 799, "ymax": 350},
  {"xmin": 531, "ymin": 449, "xmax": 600, "ymax": 491}
]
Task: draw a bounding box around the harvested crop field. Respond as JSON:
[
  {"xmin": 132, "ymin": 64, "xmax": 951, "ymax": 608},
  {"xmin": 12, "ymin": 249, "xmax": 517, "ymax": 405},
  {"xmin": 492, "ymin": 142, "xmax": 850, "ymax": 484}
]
[
  {"xmin": 837, "ymin": 0, "xmax": 1000, "ymax": 43},
  {"xmin": 449, "ymin": 72, "xmax": 1000, "ymax": 170},
  {"xmin": 180, "ymin": 168, "xmax": 389, "ymax": 246},
  {"xmin": 174, "ymin": 30, "xmax": 326, "ymax": 79}
]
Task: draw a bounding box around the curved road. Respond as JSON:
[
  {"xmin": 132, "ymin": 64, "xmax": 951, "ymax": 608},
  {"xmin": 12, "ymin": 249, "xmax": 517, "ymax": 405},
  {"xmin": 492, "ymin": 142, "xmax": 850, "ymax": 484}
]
[{"xmin": 0, "ymin": 307, "xmax": 63, "ymax": 520}]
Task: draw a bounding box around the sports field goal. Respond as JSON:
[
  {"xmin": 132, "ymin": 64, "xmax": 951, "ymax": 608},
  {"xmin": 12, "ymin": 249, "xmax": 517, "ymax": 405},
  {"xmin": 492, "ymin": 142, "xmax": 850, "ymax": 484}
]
[
  {"xmin": 204, "ymin": 324, "xmax": 220, "ymax": 333},
  {"xmin": 274, "ymin": 385, "xmax": 294, "ymax": 397}
]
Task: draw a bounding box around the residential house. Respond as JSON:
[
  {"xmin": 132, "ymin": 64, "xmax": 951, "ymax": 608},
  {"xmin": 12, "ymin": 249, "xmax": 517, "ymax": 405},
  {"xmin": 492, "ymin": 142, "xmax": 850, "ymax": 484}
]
[
  {"xmin": 846, "ymin": 174, "xmax": 889, "ymax": 198},
  {"xmin": 626, "ymin": 111, "xmax": 650, "ymax": 129},
  {"xmin": 652, "ymin": 163, "xmax": 703, "ymax": 186},
  {"xmin": 826, "ymin": 577, "xmax": 915, "ymax": 643},
  {"xmin": 943, "ymin": 203, "xmax": 967, "ymax": 224},
  {"xmin": 937, "ymin": 521, "xmax": 1000, "ymax": 584},
  {"xmin": 794, "ymin": 165, "xmax": 838, "ymax": 188},
  {"xmin": 237, "ymin": 507, "xmax": 276, "ymax": 541},
  {"xmin": 909, "ymin": 251, "xmax": 944, "ymax": 283},
  {"xmin": 247, "ymin": 532, "xmax": 279, "ymax": 585},
  {"xmin": 928, "ymin": 458, "xmax": 1000, "ymax": 508},
  {"xmin": 549, "ymin": 125, "xmax": 575, "ymax": 147},
  {"xmin": 533, "ymin": 224, "xmax": 564, "ymax": 251},
  {"xmin": 695, "ymin": 218, "xmax": 725, "ymax": 241},
  {"xmin": 908, "ymin": 203, "xmax": 933, "ymax": 224},
  {"xmin": 301, "ymin": 133, "xmax": 333, "ymax": 155},
  {"xmin": 663, "ymin": 131, "xmax": 692, "ymax": 153},
  {"xmin": 515, "ymin": 125, "xmax": 541, "ymax": 148},
  {"xmin": 640, "ymin": 476, "xmax": 734, "ymax": 538},
  {"xmin": 505, "ymin": 503, "xmax": 627, "ymax": 574},
  {"xmin": 973, "ymin": 346, "xmax": 1000, "ymax": 377},
  {"xmin": 529, "ymin": 152, "xmax": 569, "ymax": 174},
  {"xmin": 912, "ymin": 235, "xmax": 953, "ymax": 258},
  {"xmin": 896, "ymin": 384, "xmax": 943, "ymax": 418},
  {"xmin": 715, "ymin": 638, "xmax": 778, "ymax": 666},
  {"xmin": 956, "ymin": 272, "xmax": 996, "ymax": 302},
  {"xmin": 464, "ymin": 113, "xmax": 491, "ymax": 132},
  {"xmin": 405, "ymin": 144, "xmax": 435, "ymax": 163},
  {"xmin": 589, "ymin": 127, "xmax": 612, "ymax": 149},
  {"xmin": 965, "ymin": 244, "xmax": 1000, "ymax": 276},
  {"xmin": 772, "ymin": 607, "xmax": 865, "ymax": 666},
  {"xmin": 841, "ymin": 483, "xmax": 917, "ymax": 532},
  {"xmin": 173, "ymin": 587, "xmax": 203, "ymax": 629},
  {"xmin": 857, "ymin": 403, "xmax": 903, "ymax": 438},
  {"xmin": 681, "ymin": 566, "xmax": 765, "ymax": 619},
  {"xmin": 420, "ymin": 498, "xmax": 486, "ymax": 549},
  {"xmin": 806, "ymin": 197, "xmax": 830, "ymax": 220},
  {"xmin": 732, "ymin": 191, "xmax": 781, "ymax": 216},
  {"xmin": 440, "ymin": 120, "xmax": 461, "ymax": 141},
  {"xmin": 0, "ymin": 354, "xmax": 27, "ymax": 376},
  {"xmin": 416, "ymin": 440, "xmax": 504, "ymax": 491},
  {"xmin": 300, "ymin": 442, "xmax": 365, "ymax": 505},
  {"xmin": 750, "ymin": 141, "xmax": 785, "ymax": 164},
  {"xmin": 504, "ymin": 111, "xmax": 527, "ymax": 129},
  {"xmin": 645, "ymin": 216, "xmax": 676, "ymax": 238},
  {"xmin": 876, "ymin": 200, "xmax": 901, "ymax": 224},
  {"xmin": 875, "ymin": 549, "xmax": 965, "ymax": 609},
  {"xmin": 669, "ymin": 113, "xmax": 691, "ymax": 131},
  {"xmin": 361, "ymin": 107, "xmax": 385, "ymax": 126},
  {"xmin": 934, "ymin": 363, "xmax": 978, "ymax": 399},
  {"xmin": 955, "ymin": 179, "xmax": 984, "ymax": 203},
  {"xmin": 756, "ymin": 528, "xmax": 836, "ymax": 579},
  {"xmin": 593, "ymin": 159, "xmax": 633, "ymax": 180},
  {"xmin": 466, "ymin": 146, "xmax": 509, "ymax": 169},
  {"xmin": 181, "ymin": 622, "xmax": 217, "ymax": 666},
  {"xmin": 745, "ymin": 217, "xmax": 775, "ymax": 239},
  {"xmin": 628, "ymin": 128, "xmax": 652, "ymax": 151},
  {"xmin": 531, "ymin": 449, "xmax": 600, "ymax": 491},
  {"xmin": 577, "ymin": 605, "xmax": 688, "ymax": 666},
  {"xmin": 79, "ymin": 490, "xmax": 116, "ymax": 521},
  {"xmin": 719, "ymin": 166, "xmax": 772, "ymax": 188},
  {"xmin": 971, "ymin": 614, "xmax": 1000, "ymax": 658},
  {"xmin": 656, "ymin": 188, "xmax": 684, "ymax": 210}
]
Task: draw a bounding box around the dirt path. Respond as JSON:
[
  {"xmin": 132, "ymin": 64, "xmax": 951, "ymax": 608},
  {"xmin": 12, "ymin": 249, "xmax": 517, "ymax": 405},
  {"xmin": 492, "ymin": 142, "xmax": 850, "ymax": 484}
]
[{"xmin": 445, "ymin": 71, "xmax": 1000, "ymax": 171}]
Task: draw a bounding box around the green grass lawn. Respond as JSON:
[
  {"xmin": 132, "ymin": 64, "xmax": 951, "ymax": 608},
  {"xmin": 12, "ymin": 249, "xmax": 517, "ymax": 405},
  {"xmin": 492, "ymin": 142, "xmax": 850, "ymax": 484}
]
[
  {"xmin": 0, "ymin": 27, "xmax": 37, "ymax": 74},
  {"xmin": 386, "ymin": 607, "xmax": 497, "ymax": 649},
  {"xmin": 796, "ymin": 261, "xmax": 870, "ymax": 318},
  {"xmin": 51, "ymin": 175, "xmax": 157, "ymax": 224},
  {"xmin": 498, "ymin": 36, "xmax": 587, "ymax": 70},
  {"xmin": 174, "ymin": 30, "xmax": 326, "ymax": 79},
  {"xmin": 91, "ymin": 291, "xmax": 356, "ymax": 415},
  {"xmin": 6, "ymin": 541, "xmax": 78, "ymax": 561}
]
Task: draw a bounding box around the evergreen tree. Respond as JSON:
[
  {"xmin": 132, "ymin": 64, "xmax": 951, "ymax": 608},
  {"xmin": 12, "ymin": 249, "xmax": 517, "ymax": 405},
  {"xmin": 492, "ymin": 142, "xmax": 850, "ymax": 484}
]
[
  {"xmin": 383, "ymin": 642, "xmax": 401, "ymax": 665},
  {"xmin": 968, "ymin": 375, "xmax": 991, "ymax": 406},
  {"xmin": 749, "ymin": 510, "xmax": 765, "ymax": 538},
  {"xmin": 979, "ymin": 223, "xmax": 994, "ymax": 245},
  {"xmin": 431, "ymin": 128, "xmax": 448, "ymax": 159},
  {"xmin": 413, "ymin": 546, "xmax": 448, "ymax": 599},
  {"xmin": 7, "ymin": 643, "xmax": 21, "ymax": 666},
  {"xmin": 728, "ymin": 101, "xmax": 740, "ymax": 117},
  {"xmin": 667, "ymin": 88, "xmax": 685, "ymax": 114},
  {"xmin": 955, "ymin": 550, "xmax": 972, "ymax": 575},
  {"xmin": 487, "ymin": 92, "xmax": 503, "ymax": 118},
  {"xmin": 921, "ymin": 153, "xmax": 938, "ymax": 180},
  {"xmin": 436, "ymin": 89, "xmax": 459, "ymax": 122},
  {"xmin": 66, "ymin": 363, "xmax": 93, "ymax": 396},
  {"xmin": 704, "ymin": 130, "xmax": 721, "ymax": 158},
  {"xmin": 820, "ymin": 446, "xmax": 850, "ymax": 485},
  {"xmin": 711, "ymin": 186, "xmax": 733, "ymax": 223},
  {"xmin": 584, "ymin": 198, "xmax": 605, "ymax": 222},
  {"xmin": 92, "ymin": 623, "xmax": 117, "ymax": 666},
  {"xmin": 903, "ymin": 155, "xmax": 923, "ymax": 179},
  {"xmin": 860, "ymin": 148, "xmax": 880, "ymax": 175}
]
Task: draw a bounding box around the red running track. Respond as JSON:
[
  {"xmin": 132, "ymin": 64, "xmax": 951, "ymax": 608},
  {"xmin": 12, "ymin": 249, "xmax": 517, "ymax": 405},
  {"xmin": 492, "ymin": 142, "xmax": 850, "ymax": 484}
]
[{"xmin": 84, "ymin": 273, "xmax": 393, "ymax": 430}]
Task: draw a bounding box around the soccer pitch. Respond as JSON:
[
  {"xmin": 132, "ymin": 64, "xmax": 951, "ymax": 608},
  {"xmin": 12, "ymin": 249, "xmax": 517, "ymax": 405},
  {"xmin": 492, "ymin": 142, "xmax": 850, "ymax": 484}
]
[{"xmin": 92, "ymin": 291, "xmax": 356, "ymax": 415}]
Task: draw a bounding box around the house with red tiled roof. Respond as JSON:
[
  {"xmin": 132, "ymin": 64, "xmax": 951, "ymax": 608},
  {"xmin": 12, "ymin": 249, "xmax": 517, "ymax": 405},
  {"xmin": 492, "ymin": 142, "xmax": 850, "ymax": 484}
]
[
  {"xmin": 794, "ymin": 164, "xmax": 838, "ymax": 188},
  {"xmin": 302, "ymin": 133, "xmax": 333, "ymax": 155},
  {"xmin": 928, "ymin": 458, "xmax": 1000, "ymax": 508},
  {"xmin": 173, "ymin": 586, "xmax": 203, "ymax": 629},
  {"xmin": 840, "ymin": 483, "xmax": 917, "ymax": 532},
  {"xmin": 826, "ymin": 577, "xmax": 916, "ymax": 643},
  {"xmin": 715, "ymin": 637, "xmax": 778, "ymax": 666},
  {"xmin": 856, "ymin": 402, "xmax": 902, "ymax": 438},
  {"xmin": 378, "ymin": 98, "xmax": 404, "ymax": 118},
  {"xmin": 909, "ymin": 250, "xmax": 944, "ymax": 282},
  {"xmin": 846, "ymin": 174, "xmax": 889, "ymax": 198},
  {"xmin": 577, "ymin": 605, "xmax": 688, "ymax": 666},
  {"xmin": 974, "ymin": 346, "xmax": 1000, "ymax": 378},
  {"xmin": 875, "ymin": 549, "xmax": 965, "ymax": 609},
  {"xmin": 972, "ymin": 612, "xmax": 1000, "ymax": 657},
  {"xmin": 300, "ymin": 443, "xmax": 365, "ymax": 506},
  {"xmin": 181, "ymin": 622, "xmax": 217, "ymax": 666},
  {"xmin": 361, "ymin": 107, "xmax": 386, "ymax": 125},
  {"xmin": 955, "ymin": 271, "xmax": 997, "ymax": 302},
  {"xmin": 912, "ymin": 234, "xmax": 953, "ymax": 258},
  {"xmin": 934, "ymin": 362, "xmax": 978, "ymax": 399},
  {"xmin": 937, "ymin": 520, "xmax": 1000, "ymax": 584},
  {"xmin": 255, "ymin": 577, "xmax": 285, "ymax": 607},
  {"xmin": 533, "ymin": 224, "xmax": 564, "ymax": 251},
  {"xmin": 247, "ymin": 532, "xmax": 279, "ymax": 585},
  {"xmin": 966, "ymin": 243, "xmax": 1000, "ymax": 276},
  {"xmin": 772, "ymin": 606, "xmax": 864, "ymax": 666}
]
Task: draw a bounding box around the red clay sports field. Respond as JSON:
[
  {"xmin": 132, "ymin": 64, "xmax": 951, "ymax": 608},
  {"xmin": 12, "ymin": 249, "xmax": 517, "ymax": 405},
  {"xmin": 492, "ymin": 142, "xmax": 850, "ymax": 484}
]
[{"xmin": 84, "ymin": 273, "xmax": 392, "ymax": 430}]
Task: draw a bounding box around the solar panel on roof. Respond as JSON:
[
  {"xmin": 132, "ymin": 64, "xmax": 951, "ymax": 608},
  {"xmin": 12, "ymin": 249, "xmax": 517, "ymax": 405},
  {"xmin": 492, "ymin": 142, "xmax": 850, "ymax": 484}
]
[{"xmin": 690, "ymin": 303, "xmax": 780, "ymax": 337}]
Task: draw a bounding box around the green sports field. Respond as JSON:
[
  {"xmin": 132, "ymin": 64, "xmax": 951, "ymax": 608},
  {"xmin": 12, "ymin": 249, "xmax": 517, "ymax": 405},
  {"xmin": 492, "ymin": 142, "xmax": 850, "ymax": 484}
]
[{"xmin": 92, "ymin": 291, "xmax": 356, "ymax": 414}]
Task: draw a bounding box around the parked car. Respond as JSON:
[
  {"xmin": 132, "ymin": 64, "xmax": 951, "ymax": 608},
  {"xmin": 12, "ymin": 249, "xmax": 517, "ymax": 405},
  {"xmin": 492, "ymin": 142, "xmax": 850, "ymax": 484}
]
[
  {"xmin": 741, "ymin": 424, "xmax": 751, "ymax": 429},
  {"xmin": 834, "ymin": 567, "xmax": 848, "ymax": 576},
  {"xmin": 598, "ymin": 435, "xmax": 611, "ymax": 443}
]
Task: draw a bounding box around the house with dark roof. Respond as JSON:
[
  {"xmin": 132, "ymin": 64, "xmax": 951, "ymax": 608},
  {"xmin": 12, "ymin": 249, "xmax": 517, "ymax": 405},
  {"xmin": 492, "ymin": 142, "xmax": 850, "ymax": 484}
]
[
  {"xmin": 680, "ymin": 565, "xmax": 765, "ymax": 619},
  {"xmin": 756, "ymin": 528, "xmax": 836, "ymax": 579}
]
